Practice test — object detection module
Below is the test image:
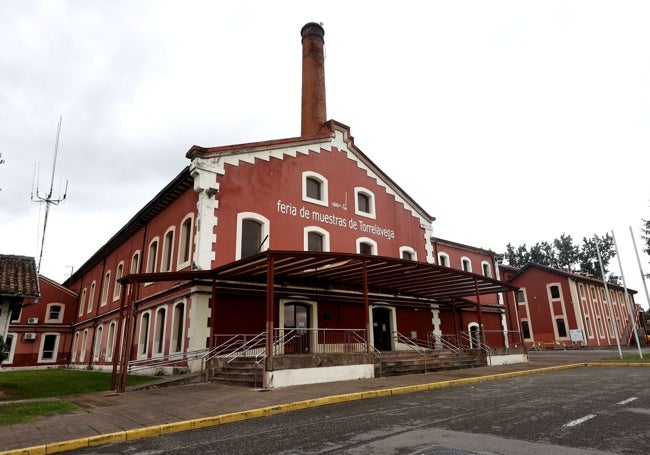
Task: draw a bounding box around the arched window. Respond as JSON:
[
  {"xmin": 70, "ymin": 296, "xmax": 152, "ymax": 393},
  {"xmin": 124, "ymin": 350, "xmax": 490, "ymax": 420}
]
[
  {"xmin": 162, "ymin": 229, "xmax": 175, "ymax": 272},
  {"xmin": 106, "ymin": 321, "xmax": 116, "ymax": 361},
  {"xmin": 399, "ymin": 246, "xmax": 416, "ymax": 260},
  {"xmin": 113, "ymin": 262, "xmax": 124, "ymax": 300},
  {"xmin": 302, "ymin": 171, "xmax": 329, "ymax": 206},
  {"xmin": 87, "ymin": 281, "xmax": 96, "ymax": 313},
  {"xmin": 93, "ymin": 325, "xmax": 103, "ymax": 361},
  {"xmin": 354, "ymin": 187, "xmax": 376, "ymax": 218},
  {"xmin": 481, "ymin": 261, "xmax": 492, "ymax": 278},
  {"xmin": 357, "ymin": 237, "xmax": 377, "ymax": 255},
  {"xmin": 437, "ymin": 252, "xmax": 450, "ymax": 267},
  {"xmin": 304, "ymin": 226, "xmax": 330, "ymax": 252},
  {"xmin": 236, "ymin": 212, "xmax": 270, "ymax": 260},
  {"xmin": 79, "ymin": 288, "xmax": 87, "ymax": 316},
  {"xmin": 171, "ymin": 302, "xmax": 185, "ymax": 353},
  {"xmin": 100, "ymin": 271, "xmax": 111, "ymax": 306},
  {"xmin": 139, "ymin": 312, "xmax": 151, "ymax": 357},
  {"xmin": 178, "ymin": 216, "xmax": 193, "ymax": 268},
  {"xmin": 147, "ymin": 239, "xmax": 159, "ymax": 273},
  {"xmin": 154, "ymin": 307, "xmax": 166, "ymax": 355},
  {"xmin": 460, "ymin": 257, "xmax": 472, "ymax": 272}
]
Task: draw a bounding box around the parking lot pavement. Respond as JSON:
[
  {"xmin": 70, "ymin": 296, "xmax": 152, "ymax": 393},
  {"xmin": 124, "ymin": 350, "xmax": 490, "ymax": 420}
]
[{"xmin": 1, "ymin": 347, "xmax": 647, "ymax": 453}]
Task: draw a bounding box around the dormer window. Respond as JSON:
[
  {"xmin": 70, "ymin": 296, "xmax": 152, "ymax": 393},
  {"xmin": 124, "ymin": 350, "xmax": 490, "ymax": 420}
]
[{"xmin": 302, "ymin": 171, "xmax": 328, "ymax": 207}]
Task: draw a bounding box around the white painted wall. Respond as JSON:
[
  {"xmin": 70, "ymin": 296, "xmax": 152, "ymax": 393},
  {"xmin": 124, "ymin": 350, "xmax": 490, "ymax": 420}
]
[{"xmin": 266, "ymin": 364, "xmax": 374, "ymax": 388}]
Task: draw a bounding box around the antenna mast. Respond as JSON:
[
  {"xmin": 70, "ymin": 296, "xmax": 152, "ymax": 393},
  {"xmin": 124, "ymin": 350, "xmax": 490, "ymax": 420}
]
[{"xmin": 32, "ymin": 116, "xmax": 68, "ymax": 273}]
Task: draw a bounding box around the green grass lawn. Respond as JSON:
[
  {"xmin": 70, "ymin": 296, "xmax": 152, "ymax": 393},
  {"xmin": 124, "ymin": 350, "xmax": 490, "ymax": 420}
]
[{"xmin": 0, "ymin": 369, "xmax": 157, "ymax": 425}]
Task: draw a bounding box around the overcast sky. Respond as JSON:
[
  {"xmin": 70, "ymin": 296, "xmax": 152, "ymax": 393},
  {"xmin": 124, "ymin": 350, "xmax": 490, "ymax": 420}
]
[{"xmin": 1, "ymin": 1, "xmax": 649, "ymax": 308}]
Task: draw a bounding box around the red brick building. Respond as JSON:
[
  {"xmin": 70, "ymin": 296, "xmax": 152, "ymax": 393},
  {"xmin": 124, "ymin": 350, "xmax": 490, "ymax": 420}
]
[
  {"xmin": 4, "ymin": 24, "xmax": 522, "ymax": 387},
  {"xmin": 500, "ymin": 263, "xmax": 642, "ymax": 349}
]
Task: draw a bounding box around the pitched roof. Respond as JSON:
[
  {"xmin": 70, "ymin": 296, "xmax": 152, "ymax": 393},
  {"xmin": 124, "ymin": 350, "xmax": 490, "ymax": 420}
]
[
  {"xmin": 0, "ymin": 254, "xmax": 40, "ymax": 298},
  {"xmin": 502, "ymin": 262, "xmax": 636, "ymax": 294}
]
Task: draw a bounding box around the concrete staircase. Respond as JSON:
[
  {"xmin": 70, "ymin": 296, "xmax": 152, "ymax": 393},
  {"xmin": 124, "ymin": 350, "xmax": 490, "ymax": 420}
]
[
  {"xmin": 207, "ymin": 356, "xmax": 263, "ymax": 388},
  {"xmin": 375, "ymin": 349, "xmax": 485, "ymax": 377}
]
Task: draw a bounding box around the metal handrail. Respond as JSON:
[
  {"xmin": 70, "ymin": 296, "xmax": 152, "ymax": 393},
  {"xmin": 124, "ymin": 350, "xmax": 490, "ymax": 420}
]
[
  {"xmin": 128, "ymin": 348, "xmax": 209, "ymax": 372},
  {"xmin": 427, "ymin": 333, "xmax": 460, "ymax": 353},
  {"xmin": 459, "ymin": 331, "xmax": 491, "ymax": 365},
  {"xmin": 393, "ymin": 331, "xmax": 429, "ymax": 373},
  {"xmin": 348, "ymin": 330, "xmax": 382, "ymax": 377}
]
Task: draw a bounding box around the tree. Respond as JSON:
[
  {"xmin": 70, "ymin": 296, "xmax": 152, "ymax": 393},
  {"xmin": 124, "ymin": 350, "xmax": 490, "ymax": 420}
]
[
  {"xmin": 501, "ymin": 232, "xmax": 616, "ymax": 280},
  {"xmin": 642, "ymin": 214, "xmax": 650, "ymax": 260},
  {"xmin": 577, "ymin": 234, "xmax": 615, "ymax": 280}
]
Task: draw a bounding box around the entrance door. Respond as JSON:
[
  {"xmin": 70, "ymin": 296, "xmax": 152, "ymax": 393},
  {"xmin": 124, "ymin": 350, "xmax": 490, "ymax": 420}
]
[
  {"xmin": 284, "ymin": 303, "xmax": 310, "ymax": 353},
  {"xmin": 469, "ymin": 324, "xmax": 480, "ymax": 348},
  {"xmin": 372, "ymin": 307, "xmax": 392, "ymax": 351}
]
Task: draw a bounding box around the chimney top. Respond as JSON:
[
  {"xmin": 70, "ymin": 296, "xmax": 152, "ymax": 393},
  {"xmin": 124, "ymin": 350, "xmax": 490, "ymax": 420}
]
[
  {"xmin": 301, "ymin": 22, "xmax": 325, "ymax": 42},
  {"xmin": 300, "ymin": 22, "xmax": 327, "ymax": 137}
]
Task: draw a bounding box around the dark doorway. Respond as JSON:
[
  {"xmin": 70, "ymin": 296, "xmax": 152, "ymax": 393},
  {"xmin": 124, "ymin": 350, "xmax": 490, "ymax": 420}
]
[
  {"xmin": 372, "ymin": 307, "xmax": 392, "ymax": 351},
  {"xmin": 284, "ymin": 303, "xmax": 310, "ymax": 353},
  {"xmin": 470, "ymin": 325, "xmax": 480, "ymax": 348}
]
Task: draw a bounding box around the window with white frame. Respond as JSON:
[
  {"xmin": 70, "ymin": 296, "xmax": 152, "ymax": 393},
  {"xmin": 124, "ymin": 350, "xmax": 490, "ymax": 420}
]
[
  {"xmin": 87, "ymin": 281, "xmax": 96, "ymax": 313},
  {"xmin": 399, "ymin": 246, "xmax": 416, "ymax": 260},
  {"xmin": 39, "ymin": 333, "xmax": 59, "ymax": 362},
  {"xmin": 236, "ymin": 212, "xmax": 270, "ymax": 260},
  {"xmin": 302, "ymin": 171, "xmax": 328, "ymax": 207},
  {"xmin": 93, "ymin": 325, "xmax": 103, "ymax": 361},
  {"xmin": 113, "ymin": 262, "xmax": 124, "ymax": 301},
  {"xmin": 106, "ymin": 321, "xmax": 116, "ymax": 361},
  {"xmin": 481, "ymin": 261, "xmax": 492, "ymax": 277},
  {"xmin": 517, "ymin": 289, "xmax": 527, "ymax": 303},
  {"xmin": 171, "ymin": 301, "xmax": 185, "ymax": 353},
  {"xmin": 437, "ymin": 252, "xmax": 449, "ymax": 267},
  {"xmin": 178, "ymin": 216, "xmax": 193, "ymax": 268},
  {"xmin": 304, "ymin": 226, "xmax": 330, "ymax": 252},
  {"xmin": 521, "ymin": 320, "xmax": 531, "ymax": 339},
  {"xmin": 154, "ymin": 307, "xmax": 166, "ymax": 355},
  {"xmin": 139, "ymin": 312, "xmax": 151, "ymax": 357},
  {"xmin": 2, "ymin": 333, "xmax": 15, "ymax": 364},
  {"xmin": 357, "ymin": 237, "xmax": 377, "ymax": 255},
  {"xmin": 100, "ymin": 271, "xmax": 111, "ymax": 306},
  {"xmin": 354, "ymin": 187, "xmax": 376, "ymax": 218},
  {"xmin": 585, "ymin": 316, "xmax": 593, "ymax": 337},
  {"xmin": 131, "ymin": 251, "xmax": 140, "ymax": 274},
  {"xmin": 549, "ymin": 284, "xmax": 561, "ymax": 300},
  {"xmin": 46, "ymin": 303, "xmax": 63, "ymax": 322},
  {"xmin": 556, "ymin": 318, "xmax": 568, "ymax": 338},
  {"xmin": 80, "ymin": 329, "xmax": 88, "ymax": 362},
  {"xmin": 79, "ymin": 288, "xmax": 87, "ymax": 316},
  {"xmin": 71, "ymin": 332, "xmax": 79, "ymax": 363},
  {"xmin": 461, "ymin": 257, "xmax": 471, "ymax": 272},
  {"xmin": 162, "ymin": 228, "xmax": 175, "ymax": 272},
  {"xmin": 147, "ymin": 238, "xmax": 159, "ymax": 273}
]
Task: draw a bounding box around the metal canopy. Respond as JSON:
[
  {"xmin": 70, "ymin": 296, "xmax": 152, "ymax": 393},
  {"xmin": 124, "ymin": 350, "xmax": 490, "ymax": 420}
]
[{"xmin": 122, "ymin": 250, "xmax": 517, "ymax": 303}]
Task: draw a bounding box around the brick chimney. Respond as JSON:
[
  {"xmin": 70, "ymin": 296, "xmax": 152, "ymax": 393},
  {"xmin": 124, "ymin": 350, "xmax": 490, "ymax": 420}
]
[{"xmin": 300, "ymin": 22, "xmax": 326, "ymax": 137}]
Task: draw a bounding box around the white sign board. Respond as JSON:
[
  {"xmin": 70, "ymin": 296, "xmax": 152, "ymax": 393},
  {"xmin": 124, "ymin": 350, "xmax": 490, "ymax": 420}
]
[{"xmin": 569, "ymin": 329, "xmax": 584, "ymax": 343}]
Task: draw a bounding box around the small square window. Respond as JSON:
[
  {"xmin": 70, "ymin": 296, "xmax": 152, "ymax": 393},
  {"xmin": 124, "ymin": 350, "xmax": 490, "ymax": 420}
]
[
  {"xmin": 359, "ymin": 242, "xmax": 373, "ymax": 255},
  {"xmin": 49, "ymin": 305, "xmax": 62, "ymax": 321},
  {"xmin": 550, "ymin": 285, "xmax": 560, "ymax": 299},
  {"xmin": 354, "ymin": 187, "xmax": 375, "ymax": 218},
  {"xmin": 302, "ymin": 172, "xmax": 328, "ymax": 206},
  {"xmin": 307, "ymin": 231, "xmax": 324, "ymax": 251}
]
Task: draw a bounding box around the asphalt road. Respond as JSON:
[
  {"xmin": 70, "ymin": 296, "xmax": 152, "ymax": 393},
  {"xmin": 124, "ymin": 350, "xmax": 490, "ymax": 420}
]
[{"xmin": 70, "ymin": 366, "xmax": 649, "ymax": 455}]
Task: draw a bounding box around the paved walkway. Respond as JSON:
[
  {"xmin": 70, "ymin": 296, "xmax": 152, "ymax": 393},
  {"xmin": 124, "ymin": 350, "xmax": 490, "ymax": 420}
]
[{"xmin": 1, "ymin": 349, "xmax": 647, "ymax": 454}]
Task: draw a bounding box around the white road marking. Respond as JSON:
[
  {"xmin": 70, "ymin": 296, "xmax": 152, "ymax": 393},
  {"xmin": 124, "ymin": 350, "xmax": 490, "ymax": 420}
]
[
  {"xmin": 617, "ymin": 397, "xmax": 639, "ymax": 405},
  {"xmin": 563, "ymin": 414, "xmax": 596, "ymax": 427}
]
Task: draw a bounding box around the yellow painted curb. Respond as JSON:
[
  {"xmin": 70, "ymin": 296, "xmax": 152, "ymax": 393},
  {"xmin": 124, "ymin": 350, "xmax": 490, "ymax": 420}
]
[
  {"xmin": 87, "ymin": 431, "xmax": 126, "ymax": 447},
  {"xmin": 10, "ymin": 362, "xmax": 647, "ymax": 455},
  {"xmin": 44, "ymin": 438, "xmax": 88, "ymax": 454}
]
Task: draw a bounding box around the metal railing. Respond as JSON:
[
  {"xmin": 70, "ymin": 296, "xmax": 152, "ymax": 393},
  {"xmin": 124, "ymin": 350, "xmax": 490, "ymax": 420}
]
[
  {"xmin": 128, "ymin": 348, "xmax": 209, "ymax": 373},
  {"xmin": 271, "ymin": 328, "xmax": 368, "ymax": 355},
  {"xmin": 458, "ymin": 331, "xmax": 491, "ymax": 365},
  {"xmin": 393, "ymin": 331, "xmax": 430, "ymax": 373}
]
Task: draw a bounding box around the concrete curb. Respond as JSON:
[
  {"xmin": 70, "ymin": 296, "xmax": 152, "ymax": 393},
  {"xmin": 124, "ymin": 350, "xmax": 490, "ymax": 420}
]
[{"xmin": 5, "ymin": 362, "xmax": 641, "ymax": 455}]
